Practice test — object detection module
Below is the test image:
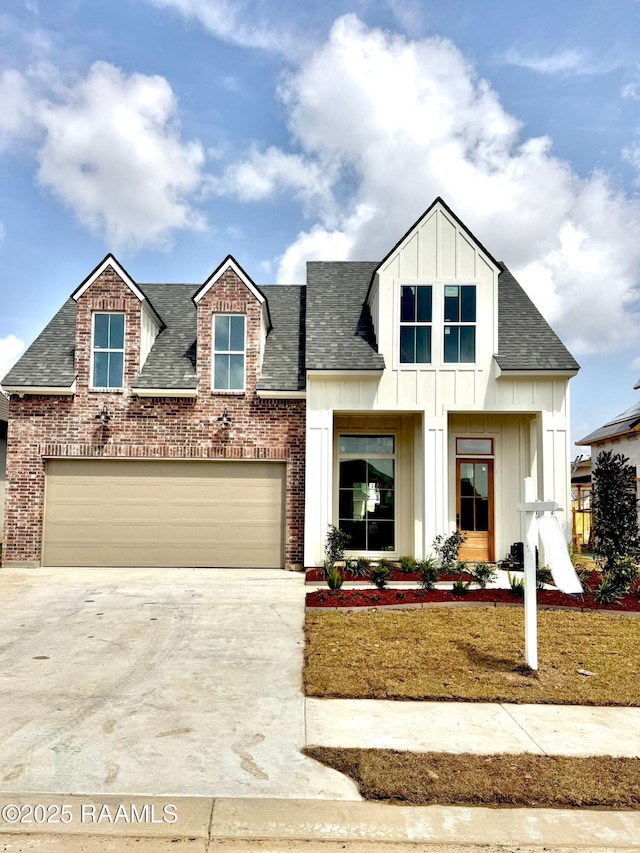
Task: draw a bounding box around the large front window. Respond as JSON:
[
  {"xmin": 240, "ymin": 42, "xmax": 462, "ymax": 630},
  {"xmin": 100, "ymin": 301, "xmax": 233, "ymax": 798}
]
[
  {"xmin": 338, "ymin": 435, "xmax": 395, "ymax": 551},
  {"xmin": 213, "ymin": 315, "xmax": 245, "ymax": 391},
  {"xmin": 92, "ymin": 312, "xmax": 125, "ymax": 389},
  {"xmin": 400, "ymin": 285, "xmax": 432, "ymax": 363},
  {"xmin": 444, "ymin": 285, "xmax": 476, "ymax": 363}
]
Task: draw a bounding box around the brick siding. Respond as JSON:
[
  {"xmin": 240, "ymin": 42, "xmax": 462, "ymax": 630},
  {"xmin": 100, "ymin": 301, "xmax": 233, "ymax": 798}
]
[{"xmin": 3, "ymin": 266, "xmax": 305, "ymax": 567}]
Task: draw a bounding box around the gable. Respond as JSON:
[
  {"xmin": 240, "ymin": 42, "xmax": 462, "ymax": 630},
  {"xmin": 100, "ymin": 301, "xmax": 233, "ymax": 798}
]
[{"xmin": 193, "ymin": 255, "xmax": 267, "ymax": 309}]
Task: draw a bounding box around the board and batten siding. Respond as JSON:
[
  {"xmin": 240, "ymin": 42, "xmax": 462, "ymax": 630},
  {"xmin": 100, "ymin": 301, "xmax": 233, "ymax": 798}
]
[{"xmin": 304, "ymin": 201, "xmax": 572, "ymax": 566}]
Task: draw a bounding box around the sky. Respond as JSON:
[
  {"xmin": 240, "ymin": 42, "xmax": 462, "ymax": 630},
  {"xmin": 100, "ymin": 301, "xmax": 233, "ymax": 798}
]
[{"xmin": 1, "ymin": 0, "xmax": 640, "ymax": 456}]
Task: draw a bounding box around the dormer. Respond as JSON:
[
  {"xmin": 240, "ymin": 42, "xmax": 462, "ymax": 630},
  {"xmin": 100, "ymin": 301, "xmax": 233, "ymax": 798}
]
[
  {"xmin": 366, "ymin": 198, "xmax": 501, "ymax": 374},
  {"xmin": 71, "ymin": 254, "xmax": 162, "ymax": 392},
  {"xmin": 192, "ymin": 255, "xmax": 271, "ymax": 395}
]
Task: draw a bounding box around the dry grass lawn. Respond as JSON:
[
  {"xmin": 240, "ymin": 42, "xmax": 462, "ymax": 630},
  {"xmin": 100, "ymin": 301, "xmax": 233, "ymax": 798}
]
[
  {"xmin": 304, "ymin": 607, "xmax": 640, "ymax": 704},
  {"xmin": 305, "ymin": 748, "xmax": 640, "ymax": 808}
]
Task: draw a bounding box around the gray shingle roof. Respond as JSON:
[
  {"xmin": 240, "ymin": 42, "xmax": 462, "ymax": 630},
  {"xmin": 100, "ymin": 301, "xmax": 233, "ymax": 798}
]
[
  {"xmin": 134, "ymin": 284, "xmax": 199, "ymax": 390},
  {"xmin": 256, "ymin": 285, "xmax": 305, "ymax": 391},
  {"xmin": 0, "ymin": 393, "xmax": 9, "ymax": 421},
  {"xmin": 495, "ymin": 265, "xmax": 579, "ymax": 372},
  {"xmin": 576, "ymin": 400, "xmax": 640, "ymax": 445},
  {"xmin": 305, "ymin": 261, "xmax": 384, "ymax": 371},
  {"xmin": 1, "ymin": 299, "xmax": 77, "ymax": 388}
]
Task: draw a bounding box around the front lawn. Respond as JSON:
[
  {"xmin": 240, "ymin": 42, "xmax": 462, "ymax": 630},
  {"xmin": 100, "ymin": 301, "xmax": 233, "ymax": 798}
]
[
  {"xmin": 305, "ymin": 748, "xmax": 640, "ymax": 808},
  {"xmin": 304, "ymin": 607, "xmax": 640, "ymax": 705}
]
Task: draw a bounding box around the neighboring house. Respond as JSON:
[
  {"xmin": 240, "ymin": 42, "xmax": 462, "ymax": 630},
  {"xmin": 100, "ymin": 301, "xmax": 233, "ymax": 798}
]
[
  {"xmin": 571, "ymin": 455, "xmax": 592, "ymax": 549},
  {"xmin": 1, "ymin": 198, "xmax": 579, "ymax": 569},
  {"xmin": 576, "ymin": 388, "xmax": 640, "ymax": 511},
  {"xmin": 0, "ymin": 393, "xmax": 8, "ymax": 544}
]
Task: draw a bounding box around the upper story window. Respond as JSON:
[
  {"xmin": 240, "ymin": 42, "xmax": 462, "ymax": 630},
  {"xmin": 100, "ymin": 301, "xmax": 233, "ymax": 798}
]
[
  {"xmin": 399, "ymin": 285, "xmax": 432, "ymax": 364},
  {"xmin": 213, "ymin": 315, "xmax": 245, "ymax": 391},
  {"xmin": 444, "ymin": 285, "xmax": 476, "ymax": 363},
  {"xmin": 92, "ymin": 312, "xmax": 125, "ymax": 389}
]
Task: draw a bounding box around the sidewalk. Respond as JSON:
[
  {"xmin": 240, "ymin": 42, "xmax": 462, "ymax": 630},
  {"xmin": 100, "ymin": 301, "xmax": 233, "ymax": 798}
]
[{"xmin": 306, "ymin": 698, "xmax": 640, "ymax": 756}]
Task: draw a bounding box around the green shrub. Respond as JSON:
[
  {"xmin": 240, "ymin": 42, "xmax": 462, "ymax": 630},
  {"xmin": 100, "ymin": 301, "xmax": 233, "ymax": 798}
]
[
  {"xmin": 326, "ymin": 564, "xmax": 344, "ymax": 591},
  {"xmin": 536, "ymin": 564, "xmax": 553, "ymax": 590},
  {"xmin": 370, "ymin": 560, "xmax": 392, "ymax": 590},
  {"xmin": 594, "ymin": 575, "xmax": 624, "ymax": 605},
  {"xmin": 324, "ymin": 524, "xmax": 350, "ymax": 567},
  {"xmin": 399, "ymin": 555, "xmax": 417, "ymax": 574},
  {"xmin": 416, "ymin": 556, "xmax": 439, "ymax": 590},
  {"xmin": 352, "ymin": 556, "xmax": 371, "ymax": 578},
  {"xmin": 433, "ymin": 531, "xmax": 466, "ymax": 573},
  {"xmin": 470, "ymin": 561, "xmax": 497, "ymax": 589},
  {"xmin": 455, "ymin": 560, "xmax": 468, "ymax": 577},
  {"xmin": 451, "ymin": 578, "xmax": 471, "ymax": 596},
  {"xmin": 507, "ymin": 572, "xmax": 525, "ymax": 598},
  {"xmin": 592, "ymin": 451, "xmax": 640, "ymax": 575}
]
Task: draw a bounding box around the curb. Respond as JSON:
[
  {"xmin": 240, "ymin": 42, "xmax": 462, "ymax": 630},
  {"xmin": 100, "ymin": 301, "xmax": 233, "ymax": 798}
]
[{"xmin": 1, "ymin": 796, "xmax": 640, "ymax": 848}]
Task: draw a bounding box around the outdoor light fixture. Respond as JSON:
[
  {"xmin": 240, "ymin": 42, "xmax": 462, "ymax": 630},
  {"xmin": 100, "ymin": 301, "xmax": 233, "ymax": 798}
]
[
  {"xmin": 217, "ymin": 407, "xmax": 231, "ymax": 429},
  {"xmin": 95, "ymin": 404, "xmax": 111, "ymax": 426}
]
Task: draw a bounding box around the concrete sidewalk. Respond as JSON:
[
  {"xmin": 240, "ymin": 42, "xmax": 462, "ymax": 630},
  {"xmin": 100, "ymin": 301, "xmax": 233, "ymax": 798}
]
[
  {"xmin": 306, "ymin": 699, "xmax": 640, "ymax": 756},
  {"xmin": 0, "ymin": 795, "xmax": 639, "ymax": 850}
]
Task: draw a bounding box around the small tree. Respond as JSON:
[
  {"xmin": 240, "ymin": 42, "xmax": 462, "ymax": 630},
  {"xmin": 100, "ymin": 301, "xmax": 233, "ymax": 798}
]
[{"xmin": 592, "ymin": 450, "xmax": 640, "ymax": 580}]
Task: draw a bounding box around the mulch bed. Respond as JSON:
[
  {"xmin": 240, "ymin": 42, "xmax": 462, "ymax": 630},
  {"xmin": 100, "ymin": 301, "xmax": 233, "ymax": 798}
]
[
  {"xmin": 305, "ymin": 568, "xmax": 475, "ymax": 583},
  {"xmin": 307, "ymin": 580, "xmax": 640, "ymax": 613}
]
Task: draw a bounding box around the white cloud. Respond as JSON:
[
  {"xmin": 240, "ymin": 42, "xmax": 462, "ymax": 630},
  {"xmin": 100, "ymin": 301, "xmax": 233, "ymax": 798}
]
[
  {"xmin": 0, "ymin": 68, "xmax": 36, "ymax": 150},
  {"xmin": 0, "ymin": 334, "xmax": 25, "ymax": 383},
  {"xmin": 34, "ymin": 62, "xmax": 206, "ymax": 248},
  {"xmin": 220, "ymin": 14, "xmax": 640, "ymax": 354},
  {"xmin": 503, "ymin": 47, "xmax": 617, "ymax": 77},
  {"xmin": 143, "ymin": 0, "xmax": 307, "ymax": 59}
]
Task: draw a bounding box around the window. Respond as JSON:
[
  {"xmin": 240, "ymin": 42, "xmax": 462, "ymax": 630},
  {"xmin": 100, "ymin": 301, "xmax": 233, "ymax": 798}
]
[
  {"xmin": 444, "ymin": 285, "xmax": 476, "ymax": 363},
  {"xmin": 456, "ymin": 438, "xmax": 493, "ymax": 455},
  {"xmin": 92, "ymin": 313, "xmax": 125, "ymax": 389},
  {"xmin": 399, "ymin": 285, "xmax": 432, "ymax": 363},
  {"xmin": 338, "ymin": 435, "xmax": 395, "ymax": 551},
  {"xmin": 213, "ymin": 315, "xmax": 245, "ymax": 391}
]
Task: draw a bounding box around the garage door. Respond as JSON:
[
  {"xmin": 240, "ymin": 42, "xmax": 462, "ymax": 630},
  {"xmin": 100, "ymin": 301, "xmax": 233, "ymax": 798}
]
[{"xmin": 43, "ymin": 459, "xmax": 285, "ymax": 568}]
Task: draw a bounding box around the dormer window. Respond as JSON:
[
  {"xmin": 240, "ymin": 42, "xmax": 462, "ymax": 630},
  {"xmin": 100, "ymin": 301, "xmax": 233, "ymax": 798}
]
[
  {"xmin": 213, "ymin": 315, "xmax": 245, "ymax": 391},
  {"xmin": 444, "ymin": 285, "xmax": 476, "ymax": 363},
  {"xmin": 92, "ymin": 312, "xmax": 125, "ymax": 389},
  {"xmin": 399, "ymin": 285, "xmax": 432, "ymax": 363}
]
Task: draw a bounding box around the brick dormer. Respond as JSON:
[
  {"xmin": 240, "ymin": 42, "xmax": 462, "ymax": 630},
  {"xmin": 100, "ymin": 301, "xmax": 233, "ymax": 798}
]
[
  {"xmin": 193, "ymin": 256, "xmax": 270, "ymax": 396},
  {"xmin": 71, "ymin": 255, "xmax": 161, "ymax": 394}
]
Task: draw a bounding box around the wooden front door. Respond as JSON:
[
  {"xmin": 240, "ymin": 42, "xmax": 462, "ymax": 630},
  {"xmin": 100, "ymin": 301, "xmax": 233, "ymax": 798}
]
[{"xmin": 456, "ymin": 459, "xmax": 494, "ymax": 562}]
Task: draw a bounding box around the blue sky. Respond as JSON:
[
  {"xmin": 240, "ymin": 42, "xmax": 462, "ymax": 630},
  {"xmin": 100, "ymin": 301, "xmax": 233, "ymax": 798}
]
[{"xmin": 1, "ymin": 0, "xmax": 640, "ymax": 454}]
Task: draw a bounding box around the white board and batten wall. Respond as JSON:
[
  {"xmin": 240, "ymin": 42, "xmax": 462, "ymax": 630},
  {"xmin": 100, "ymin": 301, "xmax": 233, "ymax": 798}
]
[{"xmin": 304, "ymin": 202, "xmax": 572, "ymax": 566}]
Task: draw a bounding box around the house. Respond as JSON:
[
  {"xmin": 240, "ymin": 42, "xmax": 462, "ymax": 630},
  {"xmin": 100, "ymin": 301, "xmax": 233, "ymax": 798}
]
[
  {"xmin": 576, "ymin": 387, "xmax": 640, "ymax": 510},
  {"xmin": 571, "ymin": 455, "xmax": 592, "ymax": 549},
  {"xmin": 1, "ymin": 198, "xmax": 579, "ymax": 569},
  {"xmin": 0, "ymin": 392, "xmax": 8, "ymax": 545}
]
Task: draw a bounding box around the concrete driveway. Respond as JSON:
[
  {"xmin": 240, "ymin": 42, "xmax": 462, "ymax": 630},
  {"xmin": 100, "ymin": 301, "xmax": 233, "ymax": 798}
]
[{"xmin": 0, "ymin": 568, "xmax": 358, "ymax": 799}]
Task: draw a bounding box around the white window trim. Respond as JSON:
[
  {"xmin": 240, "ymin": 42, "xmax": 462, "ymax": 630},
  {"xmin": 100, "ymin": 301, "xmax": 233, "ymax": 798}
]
[
  {"xmin": 212, "ymin": 314, "xmax": 246, "ymax": 393},
  {"xmin": 394, "ymin": 278, "xmax": 481, "ymax": 370},
  {"xmin": 398, "ymin": 283, "xmax": 433, "ymax": 366},
  {"xmin": 90, "ymin": 311, "xmax": 126, "ymax": 391},
  {"xmin": 443, "ymin": 284, "xmax": 477, "ymax": 365}
]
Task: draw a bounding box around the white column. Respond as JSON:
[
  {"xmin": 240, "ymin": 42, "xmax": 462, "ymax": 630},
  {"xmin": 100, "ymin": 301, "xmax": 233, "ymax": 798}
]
[
  {"xmin": 304, "ymin": 406, "xmax": 333, "ymax": 567},
  {"xmin": 522, "ymin": 477, "xmax": 538, "ymax": 671},
  {"xmin": 423, "ymin": 416, "xmax": 448, "ymax": 554}
]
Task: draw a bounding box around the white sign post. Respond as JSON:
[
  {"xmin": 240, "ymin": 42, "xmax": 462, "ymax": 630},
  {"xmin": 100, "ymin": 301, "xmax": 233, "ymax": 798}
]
[{"xmin": 516, "ymin": 477, "xmax": 583, "ymax": 671}]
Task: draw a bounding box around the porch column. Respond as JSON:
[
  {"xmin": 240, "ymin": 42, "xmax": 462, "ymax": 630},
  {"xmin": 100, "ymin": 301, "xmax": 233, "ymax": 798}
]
[
  {"xmin": 422, "ymin": 414, "xmax": 448, "ymax": 555},
  {"xmin": 304, "ymin": 407, "xmax": 333, "ymax": 567},
  {"xmin": 538, "ymin": 410, "xmax": 572, "ymax": 541}
]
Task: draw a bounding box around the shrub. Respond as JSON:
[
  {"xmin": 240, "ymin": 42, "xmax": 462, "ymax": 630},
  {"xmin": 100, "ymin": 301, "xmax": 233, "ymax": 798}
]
[
  {"xmin": 592, "ymin": 451, "xmax": 640, "ymax": 576},
  {"xmin": 325, "ymin": 524, "xmax": 350, "ymax": 567},
  {"xmin": 594, "ymin": 575, "xmax": 624, "ymax": 605},
  {"xmin": 452, "ymin": 578, "xmax": 470, "ymax": 596},
  {"xmin": 455, "ymin": 560, "xmax": 468, "ymax": 577},
  {"xmin": 416, "ymin": 556, "xmax": 439, "ymax": 590},
  {"xmin": 433, "ymin": 531, "xmax": 466, "ymax": 573},
  {"xmin": 536, "ymin": 564, "xmax": 553, "ymax": 590},
  {"xmin": 470, "ymin": 561, "xmax": 497, "ymax": 589},
  {"xmin": 352, "ymin": 556, "xmax": 371, "ymax": 578},
  {"xmin": 325, "ymin": 564, "xmax": 344, "ymax": 591},
  {"xmin": 370, "ymin": 560, "xmax": 392, "ymax": 590},
  {"xmin": 507, "ymin": 572, "xmax": 525, "ymax": 598},
  {"xmin": 399, "ymin": 555, "xmax": 417, "ymax": 574}
]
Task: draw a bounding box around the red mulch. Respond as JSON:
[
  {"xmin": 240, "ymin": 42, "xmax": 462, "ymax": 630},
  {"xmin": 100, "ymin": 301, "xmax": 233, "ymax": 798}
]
[
  {"xmin": 306, "ymin": 585, "xmax": 640, "ymax": 612},
  {"xmin": 305, "ymin": 568, "xmax": 475, "ymax": 583}
]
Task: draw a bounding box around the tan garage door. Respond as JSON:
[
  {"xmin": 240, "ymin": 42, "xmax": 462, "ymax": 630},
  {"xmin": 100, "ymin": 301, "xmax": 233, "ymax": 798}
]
[{"xmin": 43, "ymin": 459, "xmax": 285, "ymax": 568}]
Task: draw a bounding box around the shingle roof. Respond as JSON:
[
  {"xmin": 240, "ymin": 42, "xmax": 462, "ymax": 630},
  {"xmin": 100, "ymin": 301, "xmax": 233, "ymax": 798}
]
[
  {"xmin": 134, "ymin": 284, "xmax": 199, "ymax": 390},
  {"xmin": 495, "ymin": 265, "xmax": 580, "ymax": 372},
  {"xmin": 576, "ymin": 400, "xmax": 640, "ymax": 445},
  {"xmin": 305, "ymin": 261, "xmax": 384, "ymax": 371},
  {"xmin": 0, "ymin": 393, "xmax": 9, "ymax": 421},
  {"xmin": 256, "ymin": 285, "xmax": 305, "ymax": 391},
  {"xmin": 1, "ymin": 299, "xmax": 77, "ymax": 388}
]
